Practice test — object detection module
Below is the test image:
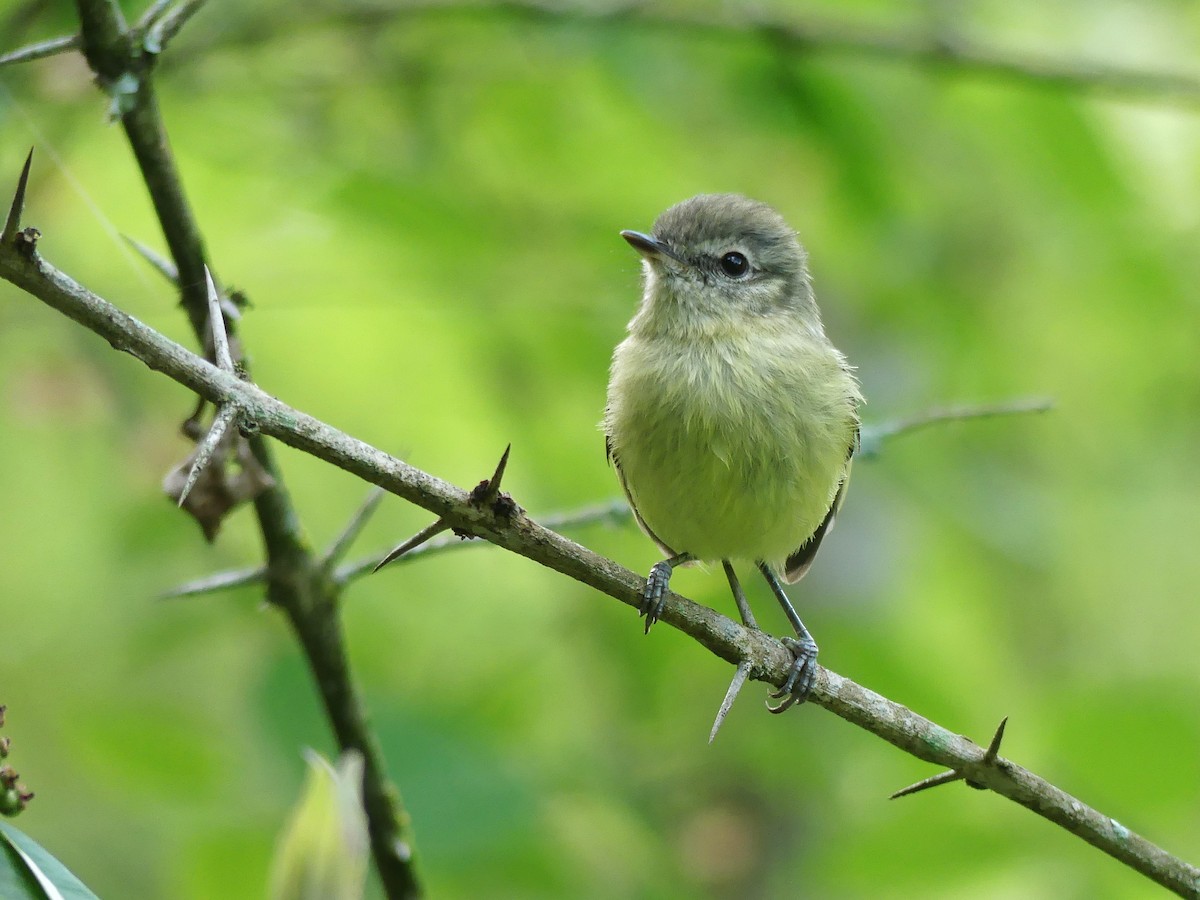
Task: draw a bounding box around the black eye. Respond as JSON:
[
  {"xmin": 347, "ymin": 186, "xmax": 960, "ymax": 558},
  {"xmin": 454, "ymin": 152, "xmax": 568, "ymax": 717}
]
[{"xmin": 719, "ymin": 252, "xmax": 749, "ymax": 278}]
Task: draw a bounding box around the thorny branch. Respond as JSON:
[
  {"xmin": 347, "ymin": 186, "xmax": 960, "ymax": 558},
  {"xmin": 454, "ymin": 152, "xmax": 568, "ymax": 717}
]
[
  {"xmin": 58, "ymin": 1, "xmax": 422, "ymax": 895},
  {"xmin": 2, "ymin": 230, "xmax": 1198, "ymax": 897},
  {"xmin": 2, "ymin": 4, "xmax": 1198, "ymax": 898}
]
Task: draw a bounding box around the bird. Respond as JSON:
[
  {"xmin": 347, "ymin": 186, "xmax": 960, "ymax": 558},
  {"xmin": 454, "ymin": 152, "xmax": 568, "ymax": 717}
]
[{"xmin": 604, "ymin": 193, "xmax": 862, "ymax": 711}]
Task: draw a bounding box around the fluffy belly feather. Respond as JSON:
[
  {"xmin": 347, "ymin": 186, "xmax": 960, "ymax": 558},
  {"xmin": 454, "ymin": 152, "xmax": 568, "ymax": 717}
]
[{"xmin": 606, "ymin": 332, "xmax": 854, "ymax": 567}]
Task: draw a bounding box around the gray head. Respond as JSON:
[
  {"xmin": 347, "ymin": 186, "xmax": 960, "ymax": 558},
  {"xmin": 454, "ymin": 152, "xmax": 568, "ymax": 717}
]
[{"xmin": 621, "ymin": 193, "xmax": 817, "ymax": 331}]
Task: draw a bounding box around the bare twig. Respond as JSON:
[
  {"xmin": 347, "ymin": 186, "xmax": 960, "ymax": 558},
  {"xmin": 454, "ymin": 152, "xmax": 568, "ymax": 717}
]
[
  {"xmin": 135, "ymin": 0, "xmax": 176, "ymax": 31},
  {"xmin": 160, "ymin": 564, "xmax": 264, "ymax": 599},
  {"xmin": 76, "ymin": 0, "xmax": 211, "ymax": 337},
  {"xmin": 122, "ymin": 233, "xmax": 179, "ymax": 283},
  {"xmin": 320, "ymin": 487, "xmax": 387, "ymax": 574},
  {"xmin": 141, "ymin": 0, "xmax": 208, "ymax": 54},
  {"xmin": 0, "ymin": 34, "xmax": 80, "ymax": 69},
  {"xmin": 351, "ymin": 2, "xmax": 1200, "ymax": 108},
  {"xmin": 4, "ymin": 242, "xmax": 1197, "ymax": 897},
  {"xmin": 163, "ymin": 498, "xmax": 632, "ymax": 599},
  {"xmin": 857, "ymin": 398, "xmax": 1053, "ymax": 458}
]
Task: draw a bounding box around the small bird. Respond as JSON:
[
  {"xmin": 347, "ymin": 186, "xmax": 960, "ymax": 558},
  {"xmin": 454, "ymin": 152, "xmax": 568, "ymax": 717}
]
[{"xmin": 604, "ymin": 194, "xmax": 862, "ymax": 711}]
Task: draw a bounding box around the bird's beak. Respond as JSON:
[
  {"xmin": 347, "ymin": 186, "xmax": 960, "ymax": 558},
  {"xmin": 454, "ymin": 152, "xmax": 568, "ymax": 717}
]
[{"xmin": 621, "ymin": 230, "xmax": 686, "ymax": 265}]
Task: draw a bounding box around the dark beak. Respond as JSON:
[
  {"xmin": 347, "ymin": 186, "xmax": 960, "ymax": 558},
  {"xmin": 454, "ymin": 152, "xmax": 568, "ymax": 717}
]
[{"xmin": 620, "ymin": 230, "xmax": 686, "ymax": 265}]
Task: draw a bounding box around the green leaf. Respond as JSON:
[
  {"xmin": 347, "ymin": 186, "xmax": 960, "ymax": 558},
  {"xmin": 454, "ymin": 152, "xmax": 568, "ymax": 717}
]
[{"xmin": 0, "ymin": 822, "xmax": 99, "ymax": 900}]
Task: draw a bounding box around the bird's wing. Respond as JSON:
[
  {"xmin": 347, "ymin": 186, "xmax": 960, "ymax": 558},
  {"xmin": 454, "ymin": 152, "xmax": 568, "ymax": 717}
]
[
  {"xmin": 782, "ymin": 427, "xmax": 858, "ymax": 584},
  {"xmin": 606, "ymin": 432, "xmax": 677, "ymax": 558}
]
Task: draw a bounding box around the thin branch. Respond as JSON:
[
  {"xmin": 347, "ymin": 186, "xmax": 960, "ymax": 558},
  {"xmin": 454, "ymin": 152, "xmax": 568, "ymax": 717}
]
[
  {"xmin": 140, "ymin": 0, "xmax": 209, "ymax": 54},
  {"xmin": 761, "ymin": 16, "xmax": 1200, "ymax": 106},
  {"xmin": 122, "ymin": 233, "xmax": 179, "ymax": 283},
  {"xmin": 0, "ymin": 34, "xmax": 80, "ymax": 69},
  {"xmin": 4, "ymin": 245, "xmax": 1197, "ymax": 897},
  {"xmin": 163, "ymin": 498, "xmax": 631, "ymax": 598},
  {"xmin": 857, "ymin": 397, "xmax": 1053, "ymax": 458},
  {"xmin": 135, "ymin": 0, "xmax": 176, "ymax": 31},
  {"xmin": 349, "ymin": 2, "xmax": 1200, "ymax": 108},
  {"xmin": 160, "ymin": 564, "xmax": 264, "ymax": 600},
  {"xmin": 75, "ymin": 0, "xmax": 211, "ymax": 338},
  {"xmin": 320, "ymin": 487, "xmax": 387, "ymax": 574}
]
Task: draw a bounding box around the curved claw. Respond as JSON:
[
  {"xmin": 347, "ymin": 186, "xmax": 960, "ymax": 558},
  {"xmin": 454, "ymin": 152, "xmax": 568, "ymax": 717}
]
[
  {"xmin": 766, "ymin": 635, "xmax": 819, "ymax": 713},
  {"xmin": 641, "ymin": 560, "xmax": 673, "ymax": 633},
  {"xmin": 766, "ymin": 691, "xmax": 801, "ymax": 715}
]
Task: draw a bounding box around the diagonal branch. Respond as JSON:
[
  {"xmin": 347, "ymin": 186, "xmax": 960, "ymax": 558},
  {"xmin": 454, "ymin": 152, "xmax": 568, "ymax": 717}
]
[{"xmin": 3, "ymin": 241, "xmax": 1197, "ymax": 898}]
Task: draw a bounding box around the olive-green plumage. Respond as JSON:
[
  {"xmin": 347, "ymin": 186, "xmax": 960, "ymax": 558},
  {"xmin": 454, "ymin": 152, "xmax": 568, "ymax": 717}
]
[{"xmin": 605, "ymin": 194, "xmax": 861, "ymax": 583}]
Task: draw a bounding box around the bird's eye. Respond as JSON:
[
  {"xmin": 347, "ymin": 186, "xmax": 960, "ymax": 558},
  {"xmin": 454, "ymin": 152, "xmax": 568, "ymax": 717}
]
[{"xmin": 719, "ymin": 252, "xmax": 750, "ymax": 278}]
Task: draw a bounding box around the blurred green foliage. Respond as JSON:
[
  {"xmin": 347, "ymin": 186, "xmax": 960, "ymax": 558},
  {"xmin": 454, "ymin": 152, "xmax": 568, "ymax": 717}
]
[{"xmin": 2, "ymin": 1, "xmax": 1199, "ymax": 897}]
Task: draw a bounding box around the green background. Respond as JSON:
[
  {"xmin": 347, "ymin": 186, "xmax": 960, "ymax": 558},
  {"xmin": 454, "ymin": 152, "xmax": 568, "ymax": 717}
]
[{"xmin": 2, "ymin": 1, "xmax": 1199, "ymax": 897}]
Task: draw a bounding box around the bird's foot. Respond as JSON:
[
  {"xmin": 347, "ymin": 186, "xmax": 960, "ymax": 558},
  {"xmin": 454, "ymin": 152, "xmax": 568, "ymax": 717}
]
[
  {"xmin": 767, "ymin": 635, "xmax": 819, "ymax": 713},
  {"xmin": 640, "ymin": 560, "xmax": 674, "ymax": 634}
]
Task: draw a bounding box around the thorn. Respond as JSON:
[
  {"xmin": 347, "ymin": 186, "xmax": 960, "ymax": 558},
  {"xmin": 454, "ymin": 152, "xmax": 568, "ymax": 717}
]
[
  {"xmin": 373, "ymin": 518, "xmax": 451, "ymax": 573},
  {"xmin": 177, "ymin": 403, "xmax": 239, "ymax": 507},
  {"xmin": 466, "ymin": 444, "xmax": 520, "ymax": 520},
  {"xmin": 966, "ymin": 715, "xmax": 1009, "ymax": 790},
  {"xmin": 375, "ymin": 447, "xmax": 514, "ymax": 575},
  {"xmin": 204, "ymin": 266, "xmax": 234, "ymax": 372},
  {"xmin": 890, "ymin": 769, "xmax": 966, "ymax": 800},
  {"xmin": 889, "ymin": 716, "xmax": 1011, "ymax": 799},
  {"xmin": 470, "ymin": 443, "xmax": 512, "ymax": 505},
  {"xmin": 983, "ymin": 716, "xmax": 1008, "ymax": 762},
  {"xmin": 2, "ymin": 148, "xmax": 34, "ymax": 244},
  {"xmin": 122, "ymin": 234, "xmax": 179, "ymax": 283},
  {"xmin": 709, "ymin": 660, "xmax": 752, "ymax": 744}
]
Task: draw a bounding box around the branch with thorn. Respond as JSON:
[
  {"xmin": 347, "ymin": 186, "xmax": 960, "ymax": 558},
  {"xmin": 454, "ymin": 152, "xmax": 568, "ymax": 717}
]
[
  {"xmin": 892, "ymin": 717, "xmax": 1009, "ymax": 799},
  {"xmin": 23, "ymin": 0, "xmax": 420, "ymax": 893},
  {"xmin": 3, "ymin": 154, "xmax": 1198, "ymax": 895}
]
